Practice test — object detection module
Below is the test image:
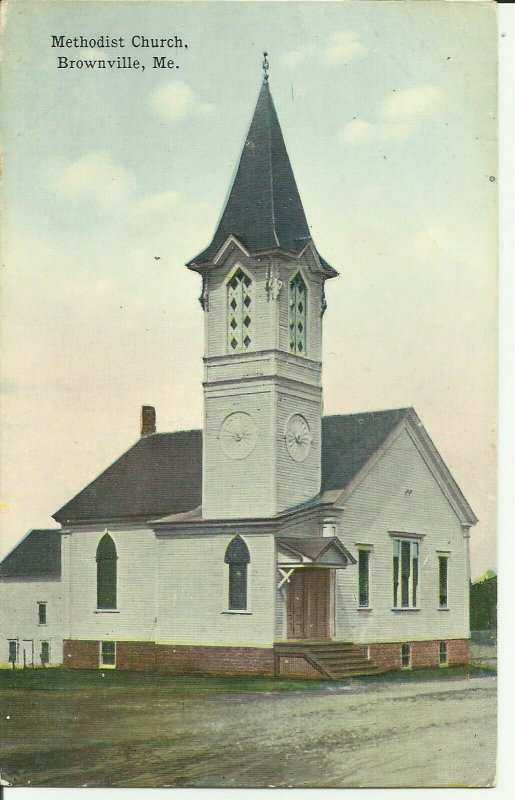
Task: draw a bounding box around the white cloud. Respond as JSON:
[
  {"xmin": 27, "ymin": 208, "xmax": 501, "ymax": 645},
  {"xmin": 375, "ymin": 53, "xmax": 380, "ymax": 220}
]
[
  {"xmin": 282, "ymin": 30, "xmax": 364, "ymax": 69},
  {"xmin": 321, "ymin": 30, "xmax": 365, "ymax": 65},
  {"xmin": 379, "ymin": 85, "xmax": 444, "ymax": 122},
  {"xmin": 341, "ymin": 85, "xmax": 444, "ymax": 146},
  {"xmin": 48, "ymin": 152, "xmax": 184, "ymax": 227},
  {"xmin": 282, "ymin": 49, "xmax": 306, "ymax": 67},
  {"xmin": 340, "ymin": 119, "xmax": 412, "ymax": 145},
  {"xmin": 148, "ymin": 80, "xmax": 213, "ymax": 122},
  {"xmin": 52, "ymin": 151, "xmax": 134, "ymax": 214}
]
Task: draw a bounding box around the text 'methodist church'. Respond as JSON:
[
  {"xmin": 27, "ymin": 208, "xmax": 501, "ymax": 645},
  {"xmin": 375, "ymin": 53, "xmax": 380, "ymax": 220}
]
[{"xmin": 0, "ymin": 65, "xmax": 477, "ymax": 678}]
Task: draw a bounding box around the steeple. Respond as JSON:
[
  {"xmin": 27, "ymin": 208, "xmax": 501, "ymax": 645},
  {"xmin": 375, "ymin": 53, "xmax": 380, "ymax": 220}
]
[{"xmin": 187, "ymin": 66, "xmax": 337, "ymax": 277}]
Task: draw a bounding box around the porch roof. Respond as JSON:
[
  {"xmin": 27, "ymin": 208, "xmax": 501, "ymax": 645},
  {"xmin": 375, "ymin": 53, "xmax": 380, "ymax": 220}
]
[{"xmin": 276, "ymin": 536, "xmax": 356, "ymax": 568}]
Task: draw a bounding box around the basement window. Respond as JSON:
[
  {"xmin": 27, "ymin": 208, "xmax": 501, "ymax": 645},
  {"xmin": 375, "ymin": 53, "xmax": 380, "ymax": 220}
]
[
  {"xmin": 439, "ymin": 641, "xmax": 448, "ymax": 666},
  {"xmin": 100, "ymin": 641, "xmax": 116, "ymax": 668},
  {"xmin": 401, "ymin": 643, "xmax": 411, "ymax": 669}
]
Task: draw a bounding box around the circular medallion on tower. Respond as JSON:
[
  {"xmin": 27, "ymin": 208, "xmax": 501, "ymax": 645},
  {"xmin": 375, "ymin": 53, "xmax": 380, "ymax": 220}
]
[
  {"xmin": 220, "ymin": 412, "xmax": 258, "ymax": 460},
  {"xmin": 285, "ymin": 414, "xmax": 312, "ymax": 462}
]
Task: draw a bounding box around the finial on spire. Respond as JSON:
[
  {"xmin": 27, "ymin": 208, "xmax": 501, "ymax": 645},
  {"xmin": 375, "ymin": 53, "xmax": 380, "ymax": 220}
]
[{"xmin": 262, "ymin": 51, "xmax": 269, "ymax": 83}]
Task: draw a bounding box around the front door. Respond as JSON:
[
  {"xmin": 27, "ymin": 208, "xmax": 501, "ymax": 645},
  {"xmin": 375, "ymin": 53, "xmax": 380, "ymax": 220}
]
[{"xmin": 287, "ymin": 568, "xmax": 331, "ymax": 640}]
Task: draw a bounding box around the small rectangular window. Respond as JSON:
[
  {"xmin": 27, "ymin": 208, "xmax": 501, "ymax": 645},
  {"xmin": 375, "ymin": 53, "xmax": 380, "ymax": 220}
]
[
  {"xmin": 100, "ymin": 641, "xmax": 116, "ymax": 667},
  {"xmin": 439, "ymin": 555, "xmax": 448, "ymax": 608},
  {"xmin": 439, "ymin": 641, "xmax": 448, "ymax": 666},
  {"xmin": 38, "ymin": 602, "xmax": 47, "ymax": 625},
  {"xmin": 8, "ymin": 640, "xmax": 18, "ymax": 664},
  {"xmin": 358, "ymin": 550, "xmax": 370, "ymax": 607},
  {"xmin": 41, "ymin": 641, "xmax": 50, "ymax": 665},
  {"xmin": 401, "ymin": 643, "xmax": 411, "ymax": 668}
]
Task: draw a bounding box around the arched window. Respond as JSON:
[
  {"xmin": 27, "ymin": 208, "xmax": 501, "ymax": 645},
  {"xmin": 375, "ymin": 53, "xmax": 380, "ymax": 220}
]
[
  {"xmin": 288, "ymin": 272, "xmax": 307, "ymax": 354},
  {"xmin": 224, "ymin": 535, "xmax": 250, "ymax": 610},
  {"xmin": 227, "ymin": 268, "xmax": 252, "ymax": 352},
  {"xmin": 96, "ymin": 533, "xmax": 117, "ymax": 610}
]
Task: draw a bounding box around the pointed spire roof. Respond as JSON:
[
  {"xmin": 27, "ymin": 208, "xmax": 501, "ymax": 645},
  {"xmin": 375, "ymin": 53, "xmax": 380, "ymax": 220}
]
[{"xmin": 187, "ymin": 80, "xmax": 337, "ymax": 276}]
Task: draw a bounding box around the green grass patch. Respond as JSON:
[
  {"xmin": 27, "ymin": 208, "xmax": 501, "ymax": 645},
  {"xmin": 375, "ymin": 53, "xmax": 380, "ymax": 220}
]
[
  {"xmin": 0, "ymin": 668, "xmax": 337, "ymax": 694},
  {"xmin": 358, "ymin": 664, "xmax": 496, "ymax": 683}
]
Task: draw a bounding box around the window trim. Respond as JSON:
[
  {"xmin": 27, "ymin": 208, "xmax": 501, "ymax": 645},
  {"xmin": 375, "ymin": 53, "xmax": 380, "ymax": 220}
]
[
  {"xmin": 8, "ymin": 639, "xmax": 19, "ymax": 664},
  {"xmin": 37, "ymin": 601, "xmax": 47, "ymax": 626},
  {"xmin": 99, "ymin": 640, "xmax": 116, "ymax": 669},
  {"xmin": 40, "ymin": 641, "xmax": 50, "ymax": 665},
  {"xmin": 288, "ymin": 270, "xmax": 308, "ymax": 356},
  {"xmin": 438, "ymin": 553, "xmax": 449, "ymax": 609},
  {"xmin": 392, "ymin": 537, "xmax": 420, "ymax": 610},
  {"xmin": 357, "ymin": 546, "xmax": 371, "ymax": 609},
  {"xmin": 224, "ymin": 535, "xmax": 251, "ymax": 612},
  {"xmin": 401, "ymin": 643, "xmax": 411, "ymax": 669},
  {"xmin": 96, "ymin": 532, "xmax": 118, "ymax": 611},
  {"xmin": 226, "ymin": 265, "xmax": 254, "ymax": 354}
]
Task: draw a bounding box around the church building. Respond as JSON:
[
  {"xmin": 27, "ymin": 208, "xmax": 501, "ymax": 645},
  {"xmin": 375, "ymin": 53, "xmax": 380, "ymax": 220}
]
[{"xmin": 0, "ymin": 66, "xmax": 477, "ymax": 678}]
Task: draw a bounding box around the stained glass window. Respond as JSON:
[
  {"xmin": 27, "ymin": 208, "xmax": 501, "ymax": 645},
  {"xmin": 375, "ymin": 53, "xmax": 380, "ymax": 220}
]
[
  {"xmin": 227, "ymin": 268, "xmax": 252, "ymax": 352},
  {"xmin": 288, "ymin": 272, "xmax": 307, "ymax": 354}
]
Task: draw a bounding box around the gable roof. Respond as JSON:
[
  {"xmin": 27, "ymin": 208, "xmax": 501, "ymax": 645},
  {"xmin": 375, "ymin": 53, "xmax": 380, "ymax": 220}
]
[
  {"xmin": 321, "ymin": 409, "xmax": 410, "ymax": 492},
  {"xmin": 277, "ymin": 536, "xmax": 356, "ymax": 567},
  {"xmin": 53, "ymin": 410, "xmax": 412, "ymax": 525},
  {"xmin": 53, "ymin": 430, "xmax": 203, "ymax": 525},
  {"xmin": 0, "ymin": 529, "xmax": 61, "ymax": 579},
  {"xmin": 186, "ymin": 81, "xmax": 336, "ymax": 277}
]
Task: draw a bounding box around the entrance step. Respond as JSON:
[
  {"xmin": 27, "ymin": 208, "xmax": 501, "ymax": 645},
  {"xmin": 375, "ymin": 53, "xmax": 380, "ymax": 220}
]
[{"xmin": 275, "ymin": 641, "xmax": 385, "ymax": 680}]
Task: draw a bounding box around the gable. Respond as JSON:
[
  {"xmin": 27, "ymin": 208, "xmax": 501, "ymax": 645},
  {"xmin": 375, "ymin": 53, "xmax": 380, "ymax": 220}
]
[
  {"xmin": 51, "ymin": 408, "xmax": 475, "ymax": 527},
  {"xmin": 340, "ymin": 423, "xmax": 476, "ymax": 529}
]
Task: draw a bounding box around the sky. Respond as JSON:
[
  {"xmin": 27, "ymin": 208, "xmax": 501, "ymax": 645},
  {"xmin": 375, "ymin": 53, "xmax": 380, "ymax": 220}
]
[{"xmin": 0, "ymin": 0, "xmax": 497, "ymax": 578}]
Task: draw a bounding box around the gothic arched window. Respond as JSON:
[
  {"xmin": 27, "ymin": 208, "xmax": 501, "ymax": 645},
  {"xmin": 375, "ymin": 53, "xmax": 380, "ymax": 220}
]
[
  {"xmin": 227, "ymin": 268, "xmax": 252, "ymax": 352},
  {"xmin": 289, "ymin": 272, "xmax": 307, "ymax": 354},
  {"xmin": 224, "ymin": 535, "xmax": 250, "ymax": 610},
  {"xmin": 96, "ymin": 533, "xmax": 117, "ymax": 610}
]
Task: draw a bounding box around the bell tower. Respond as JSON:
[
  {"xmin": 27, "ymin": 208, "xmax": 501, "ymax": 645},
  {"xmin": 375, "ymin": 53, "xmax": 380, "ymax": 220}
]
[{"xmin": 186, "ymin": 56, "xmax": 338, "ymax": 520}]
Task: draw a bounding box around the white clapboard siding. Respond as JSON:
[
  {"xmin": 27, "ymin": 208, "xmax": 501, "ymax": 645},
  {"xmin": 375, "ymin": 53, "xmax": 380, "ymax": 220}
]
[
  {"xmin": 65, "ymin": 527, "xmax": 158, "ymax": 642},
  {"xmin": 334, "ymin": 427, "xmax": 470, "ymax": 643},
  {"xmin": 155, "ymin": 532, "xmax": 276, "ymax": 647},
  {"xmin": 0, "ymin": 578, "xmax": 64, "ymax": 666}
]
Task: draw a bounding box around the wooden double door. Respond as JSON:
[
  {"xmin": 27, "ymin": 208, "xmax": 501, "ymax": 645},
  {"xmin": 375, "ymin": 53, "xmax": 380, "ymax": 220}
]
[{"xmin": 287, "ymin": 568, "xmax": 331, "ymax": 640}]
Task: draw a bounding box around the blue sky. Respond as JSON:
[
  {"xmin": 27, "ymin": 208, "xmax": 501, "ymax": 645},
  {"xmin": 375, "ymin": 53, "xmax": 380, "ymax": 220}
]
[{"xmin": 1, "ymin": 0, "xmax": 497, "ymax": 577}]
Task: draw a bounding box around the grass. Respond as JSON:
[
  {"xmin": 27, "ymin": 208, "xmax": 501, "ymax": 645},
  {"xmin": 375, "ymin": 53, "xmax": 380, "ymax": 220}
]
[
  {"xmin": 0, "ymin": 664, "xmax": 495, "ymax": 693},
  {"xmin": 0, "ymin": 668, "xmax": 335, "ymax": 694}
]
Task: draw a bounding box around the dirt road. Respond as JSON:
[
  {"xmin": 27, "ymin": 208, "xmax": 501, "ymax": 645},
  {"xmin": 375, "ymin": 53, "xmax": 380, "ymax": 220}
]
[{"xmin": 0, "ymin": 672, "xmax": 496, "ymax": 787}]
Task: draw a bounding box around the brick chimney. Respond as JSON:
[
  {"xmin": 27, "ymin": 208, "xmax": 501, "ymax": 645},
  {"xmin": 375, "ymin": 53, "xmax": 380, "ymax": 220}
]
[{"xmin": 140, "ymin": 405, "xmax": 156, "ymax": 436}]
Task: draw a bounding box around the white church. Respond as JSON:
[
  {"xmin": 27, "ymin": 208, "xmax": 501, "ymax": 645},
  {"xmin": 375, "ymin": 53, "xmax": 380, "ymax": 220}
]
[{"xmin": 0, "ymin": 70, "xmax": 477, "ymax": 679}]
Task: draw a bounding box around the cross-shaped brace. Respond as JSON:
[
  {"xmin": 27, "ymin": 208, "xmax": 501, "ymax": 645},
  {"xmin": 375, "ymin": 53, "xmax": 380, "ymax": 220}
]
[{"xmin": 277, "ymin": 568, "xmax": 295, "ymax": 589}]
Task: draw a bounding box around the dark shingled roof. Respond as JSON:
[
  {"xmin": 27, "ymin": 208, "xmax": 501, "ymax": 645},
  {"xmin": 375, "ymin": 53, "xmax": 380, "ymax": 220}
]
[
  {"xmin": 0, "ymin": 529, "xmax": 61, "ymax": 578},
  {"xmin": 53, "ymin": 411, "xmax": 408, "ymax": 525},
  {"xmin": 187, "ymin": 81, "xmax": 337, "ymax": 276},
  {"xmin": 54, "ymin": 430, "xmax": 203, "ymax": 525},
  {"xmin": 321, "ymin": 409, "xmax": 410, "ymax": 492}
]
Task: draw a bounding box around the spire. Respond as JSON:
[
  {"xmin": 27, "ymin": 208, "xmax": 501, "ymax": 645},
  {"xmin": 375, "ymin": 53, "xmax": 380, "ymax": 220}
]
[{"xmin": 187, "ymin": 67, "xmax": 337, "ymax": 276}]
